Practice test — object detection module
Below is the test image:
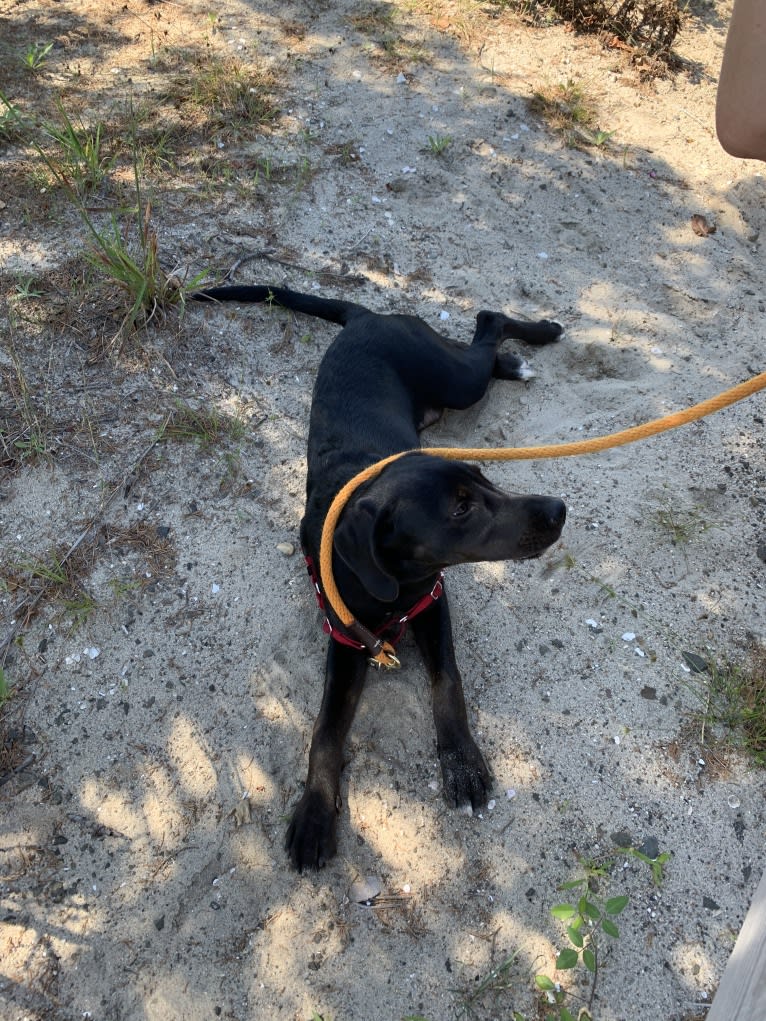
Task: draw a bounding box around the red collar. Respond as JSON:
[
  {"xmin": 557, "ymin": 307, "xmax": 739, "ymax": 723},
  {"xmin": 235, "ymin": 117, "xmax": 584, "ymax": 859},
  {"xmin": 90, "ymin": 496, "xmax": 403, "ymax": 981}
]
[{"xmin": 304, "ymin": 554, "xmax": 444, "ymax": 653}]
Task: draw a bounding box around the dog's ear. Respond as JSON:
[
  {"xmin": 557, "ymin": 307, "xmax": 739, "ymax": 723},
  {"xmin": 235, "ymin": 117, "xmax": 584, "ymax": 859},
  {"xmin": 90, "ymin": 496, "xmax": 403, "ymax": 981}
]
[{"xmin": 333, "ymin": 497, "xmax": 399, "ymax": 602}]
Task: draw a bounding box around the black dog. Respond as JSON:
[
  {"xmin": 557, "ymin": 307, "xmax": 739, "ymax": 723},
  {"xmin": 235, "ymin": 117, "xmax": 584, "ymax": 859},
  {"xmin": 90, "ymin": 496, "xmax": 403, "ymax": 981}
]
[{"xmin": 193, "ymin": 285, "xmax": 566, "ymax": 870}]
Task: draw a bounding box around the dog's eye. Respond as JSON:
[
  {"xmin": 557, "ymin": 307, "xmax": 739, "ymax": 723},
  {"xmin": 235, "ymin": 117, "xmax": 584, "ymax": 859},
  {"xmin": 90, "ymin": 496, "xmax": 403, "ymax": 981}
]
[{"xmin": 452, "ymin": 500, "xmax": 470, "ymax": 518}]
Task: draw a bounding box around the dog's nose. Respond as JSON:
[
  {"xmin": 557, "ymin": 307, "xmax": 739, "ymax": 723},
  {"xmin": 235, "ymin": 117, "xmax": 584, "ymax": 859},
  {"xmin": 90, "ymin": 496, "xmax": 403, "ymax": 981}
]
[{"xmin": 539, "ymin": 497, "xmax": 566, "ymax": 531}]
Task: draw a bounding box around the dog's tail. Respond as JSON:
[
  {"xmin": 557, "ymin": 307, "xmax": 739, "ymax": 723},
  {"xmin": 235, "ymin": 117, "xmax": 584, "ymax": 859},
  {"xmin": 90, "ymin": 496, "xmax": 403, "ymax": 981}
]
[{"xmin": 190, "ymin": 285, "xmax": 364, "ymax": 326}]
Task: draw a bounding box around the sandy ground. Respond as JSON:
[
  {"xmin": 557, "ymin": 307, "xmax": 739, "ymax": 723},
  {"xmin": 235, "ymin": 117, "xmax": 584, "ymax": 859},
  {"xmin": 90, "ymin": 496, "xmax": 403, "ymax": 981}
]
[{"xmin": 1, "ymin": 1, "xmax": 765, "ymax": 1019}]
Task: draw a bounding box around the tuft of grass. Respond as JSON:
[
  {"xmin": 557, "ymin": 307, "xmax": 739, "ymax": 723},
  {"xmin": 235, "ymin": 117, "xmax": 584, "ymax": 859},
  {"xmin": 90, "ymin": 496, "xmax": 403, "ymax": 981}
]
[
  {"xmin": 349, "ymin": 4, "xmax": 427, "ymax": 70},
  {"xmin": 162, "ymin": 52, "xmax": 279, "ymax": 133},
  {"xmin": 0, "ymin": 90, "xmax": 205, "ymax": 346},
  {"xmin": 529, "ymin": 79, "xmax": 614, "ymax": 149},
  {"xmin": 427, "ymin": 133, "xmax": 452, "ymax": 155},
  {"xmin": 83, "ymin": 181, "xmax": 181, "ymax": 341},
  {"xmin": 158, "ymin": 401, "xmax": 247, "ymax": 448},
  {"xmin": 41, "ymin": 100, "xmax": 112, "ymax": 193},
  {"xmin": 350, "ymin": 5, "xmax": 397, "ymax": 35},
  {"xmin": 653, "ymin": 501, "xmax": 708, "ymax": 546},
  {"xmin": 692, "ymin": 648, "xmax": 766, "ymax": 766}
]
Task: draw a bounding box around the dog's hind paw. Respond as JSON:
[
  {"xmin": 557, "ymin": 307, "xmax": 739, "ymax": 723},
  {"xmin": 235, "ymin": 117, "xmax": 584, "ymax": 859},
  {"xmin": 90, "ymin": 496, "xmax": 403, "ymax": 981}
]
[{"xmin": 494, "ymin": 352, "xmax": 537, "ymax": 381}]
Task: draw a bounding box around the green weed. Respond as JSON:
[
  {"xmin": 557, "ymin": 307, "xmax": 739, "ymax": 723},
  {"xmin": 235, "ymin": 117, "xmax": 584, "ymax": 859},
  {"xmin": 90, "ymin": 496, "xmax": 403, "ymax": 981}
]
[
  {"xmin": 22, "ymin": 41, "xmax": 54, "ymax": 72},
  {"xmin": 17, "ymin": 554, "xmax": 68, "ymax": 586},
  {"xmin": 41, "ymin": 100, "xmax": 112, "ymax": 193},
  {"xmin": 461, "ymin": 842, "xmax": 669, "ymax": 1021},
  {"xmin": 12, "ymin": 276, "xmax": 42, "ymax": 300},
  {"xmin": 427, "ymin": 133, "xmax": 452, "ymax": 155}
]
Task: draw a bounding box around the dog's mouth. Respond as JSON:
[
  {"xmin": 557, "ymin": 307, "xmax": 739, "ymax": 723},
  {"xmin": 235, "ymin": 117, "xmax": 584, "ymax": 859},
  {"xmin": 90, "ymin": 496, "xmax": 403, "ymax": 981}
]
[{"xmin": 516, "ymin": 532, "xmax": 563, "ymax": 560}]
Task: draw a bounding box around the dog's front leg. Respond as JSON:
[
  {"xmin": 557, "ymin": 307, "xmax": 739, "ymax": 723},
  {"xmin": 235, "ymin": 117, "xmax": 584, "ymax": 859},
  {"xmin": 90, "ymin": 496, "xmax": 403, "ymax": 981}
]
[
  {"xmin": 411, "ymin": 595, "xmax": 492, "ymax": 811},
  {"xmin": 286, "ymin": 642, "xmax": 368, "ymax": 870}
]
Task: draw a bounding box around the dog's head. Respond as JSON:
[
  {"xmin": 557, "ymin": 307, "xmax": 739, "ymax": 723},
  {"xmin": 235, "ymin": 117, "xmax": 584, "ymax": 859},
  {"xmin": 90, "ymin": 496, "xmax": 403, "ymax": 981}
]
[{"xmin": 333, "ymin": 454, "xmax": 566, "ymax": 602}]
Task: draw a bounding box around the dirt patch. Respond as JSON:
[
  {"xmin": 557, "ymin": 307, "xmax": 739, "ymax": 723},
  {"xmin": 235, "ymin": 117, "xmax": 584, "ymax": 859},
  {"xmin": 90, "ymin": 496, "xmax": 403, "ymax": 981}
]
[{"xmin": 1, "ymin": 2, "xmax": 765, "ymax": 1020}]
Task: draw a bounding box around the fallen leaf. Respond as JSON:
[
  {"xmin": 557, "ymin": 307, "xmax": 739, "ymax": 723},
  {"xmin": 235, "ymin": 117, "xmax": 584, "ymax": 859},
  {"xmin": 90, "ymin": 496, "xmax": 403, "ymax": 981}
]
[{"xmin": 691, "ymin": 214, "xmax": 716, "ymax": 237}]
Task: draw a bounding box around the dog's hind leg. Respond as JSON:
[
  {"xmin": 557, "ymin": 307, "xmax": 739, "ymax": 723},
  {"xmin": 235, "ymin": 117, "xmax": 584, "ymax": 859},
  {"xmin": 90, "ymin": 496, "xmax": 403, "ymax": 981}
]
[
  {"xmin": 421, "ymin": 310, "xmax": 559, "ymax": 409},
  {"xmin": 410, "ymin": 595, "xmax": 492, "ymax": 810},
  {"xmin": 285, "ymin": 643, "xmax": 368, "ymax": 870}
]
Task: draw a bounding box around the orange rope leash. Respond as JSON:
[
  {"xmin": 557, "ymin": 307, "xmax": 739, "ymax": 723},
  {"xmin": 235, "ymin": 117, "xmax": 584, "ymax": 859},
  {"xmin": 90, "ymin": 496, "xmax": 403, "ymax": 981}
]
[{"xmin": 318, "ymin": 370, "xmax": 766, "ymax": 667}]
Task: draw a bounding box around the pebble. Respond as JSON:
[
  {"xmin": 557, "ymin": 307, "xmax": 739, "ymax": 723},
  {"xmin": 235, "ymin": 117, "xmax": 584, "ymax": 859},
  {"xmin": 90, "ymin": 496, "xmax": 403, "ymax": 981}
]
[
  {"xmin": 276, "ymin": 542, "xmax": 295, "ymax": 556},
  {"xmin": 638, "ymin": 835, "xmax": 660, "ymax": 859}
]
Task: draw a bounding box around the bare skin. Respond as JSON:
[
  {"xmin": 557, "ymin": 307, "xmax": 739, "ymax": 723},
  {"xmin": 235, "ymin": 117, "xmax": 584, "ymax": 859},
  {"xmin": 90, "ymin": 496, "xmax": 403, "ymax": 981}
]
[{"xmin": 716, "ymin": 0, "xmax": 766, "ymax": 161}]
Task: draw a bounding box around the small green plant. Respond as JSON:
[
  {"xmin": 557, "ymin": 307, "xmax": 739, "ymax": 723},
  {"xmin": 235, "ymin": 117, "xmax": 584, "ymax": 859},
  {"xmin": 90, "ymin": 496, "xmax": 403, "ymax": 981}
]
[
  {"xmin": 591, "ymin": 127, "xmax": 616, "ymax": 147},
  {"xmin": 22, "ymin": 41, "xmax": 54, "ymax": 72},
  {"xmin": 17, "ymin": 554, "xmax": 68, "ymax": 586},
  {"xmin": 537, "ymin": 887, "xmax": 629, "ymax": 1016},
  {"xmin": 12, "ymin": 276, "xmax": 42, "ymax": 300},
  {"xmin": 254, "ymin": 155, "xmax": 273, "ymax": 185},
  {"xmin": 11, "ymin": 431, "xmax": 49, "ymax": 462},
  {"xmin": 525, "ymin": 842, "xmax": 669, "ymax": 1020},
  {"xmin": 427, "ymin": 133, "xmax": 452, "ymax": 155},
  {"xmin": 108, "ymin": 577, "xmax": 141, "ymax": 600},
  {"xmin": 616, "ymin": 843, "xmax": 671, "ymax": 886}
]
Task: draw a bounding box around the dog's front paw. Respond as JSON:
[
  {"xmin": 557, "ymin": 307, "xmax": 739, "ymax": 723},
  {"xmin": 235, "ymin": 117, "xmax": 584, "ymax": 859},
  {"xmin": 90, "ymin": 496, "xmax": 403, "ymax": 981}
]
[
  {"xmin": 439, "ymin": 738, "xmax": 492, "ymax": 811},
  {"xmin": 285, "ymin": 789, "xmax": 339, "ymax": 871}
]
